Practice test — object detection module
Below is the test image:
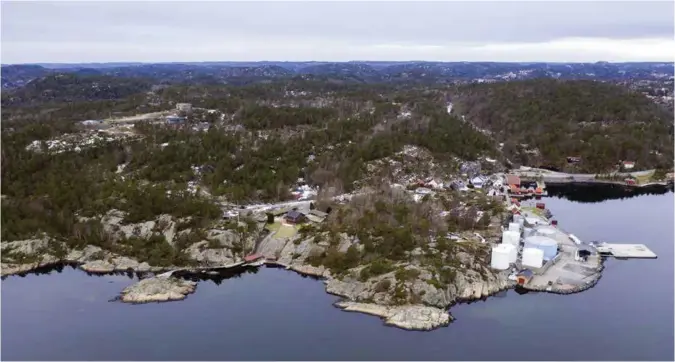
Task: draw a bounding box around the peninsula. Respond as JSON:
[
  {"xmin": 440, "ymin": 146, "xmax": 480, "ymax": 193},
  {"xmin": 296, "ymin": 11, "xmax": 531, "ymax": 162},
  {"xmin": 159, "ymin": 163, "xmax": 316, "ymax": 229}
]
[{"xmin": 2, "ymin": 64, "xmax": 672, "ymax": 330}]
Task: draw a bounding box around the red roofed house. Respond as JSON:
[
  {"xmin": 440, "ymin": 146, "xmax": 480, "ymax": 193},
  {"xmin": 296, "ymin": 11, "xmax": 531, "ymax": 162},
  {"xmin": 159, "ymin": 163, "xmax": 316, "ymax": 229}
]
[
  {"xmin": 506, "ymin": 174, "xmax": 521, "ymax": 187},
  {"xmin": 622, "ymin": 161, "xmax": 635, "ymax": 170}
]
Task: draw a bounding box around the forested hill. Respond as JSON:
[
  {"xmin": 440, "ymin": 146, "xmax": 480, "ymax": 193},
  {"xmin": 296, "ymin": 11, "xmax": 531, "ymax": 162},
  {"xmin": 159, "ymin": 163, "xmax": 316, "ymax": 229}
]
[
  {"xmin": 451, "ymin": 79, "xmax": 675, "ymax": 172},
  {"xmin": 1, "ymin": 74, "xmax": 154, "ymax": 107}
]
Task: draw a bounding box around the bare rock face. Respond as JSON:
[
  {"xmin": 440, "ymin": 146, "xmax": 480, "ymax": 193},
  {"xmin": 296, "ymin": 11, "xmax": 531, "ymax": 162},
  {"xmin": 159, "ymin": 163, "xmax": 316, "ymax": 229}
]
[
  {"xmin": 65, "ymin": 245, "xmax": 106, "ymax": 262},
  {"xmin": 206, "ymin": 229, "xmax": 238, "ymax": 248},
  {"xmin": 1, "ymin": 255, "xmax": 61, "ymax": 276},
  {"xmin": 185, "ymin": 241, "xmax": 237, "ymax": 266},
  {"xmin": 1, "ymin": 238, "xmax": 61, "ymax": 276},
  {"xmin": 1, "ymin": 238, "xmax": 50, "ymax": 255},
  {"xmin": 336, "ymin": 301, "xmax": 451, "ymax": 331},
  {"xmin": 289, "ymin": 264, "xmax": 328, "ymax": 277},
  {"xmin": 119, "ymin": 277, "xmax": 197, "ymax": 303},
  {"xmin": 101, "ymin": 210, "xmax": 177, "ymax": 245},
  {"xmin": 80, "ymin": 260, "xmax": 116, "ymax": 273}
]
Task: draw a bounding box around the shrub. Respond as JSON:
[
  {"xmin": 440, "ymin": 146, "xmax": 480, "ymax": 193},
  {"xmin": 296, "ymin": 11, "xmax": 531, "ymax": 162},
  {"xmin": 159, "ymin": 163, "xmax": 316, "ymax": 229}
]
[{"xmin": 373, "ymin": 279, "xmax": 392, "ymax": 293}]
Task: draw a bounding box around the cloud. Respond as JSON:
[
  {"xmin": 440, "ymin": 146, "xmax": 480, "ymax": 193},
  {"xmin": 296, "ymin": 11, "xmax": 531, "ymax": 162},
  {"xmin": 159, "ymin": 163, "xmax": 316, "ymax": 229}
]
[{"xmin": 1, "ymin": 1, "xmax": 673, "ymax": 63}]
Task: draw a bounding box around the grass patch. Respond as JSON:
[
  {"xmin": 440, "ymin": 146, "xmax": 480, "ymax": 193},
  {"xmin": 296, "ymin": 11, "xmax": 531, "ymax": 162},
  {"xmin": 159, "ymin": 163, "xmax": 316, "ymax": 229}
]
[
  {"xmin": 522, "ymin": 206, "xmax": 546, "ymax": 217},
  {"xmin": 265, "ymin": 221, "xmax": 282, "ymax": 233},
  {"xmin": 635, "ymin": 171, "xmax": 654, "ymax": 185},
  {"xmin": 274, "ymin": 224, "xmax": 299, "ymax": 239}
]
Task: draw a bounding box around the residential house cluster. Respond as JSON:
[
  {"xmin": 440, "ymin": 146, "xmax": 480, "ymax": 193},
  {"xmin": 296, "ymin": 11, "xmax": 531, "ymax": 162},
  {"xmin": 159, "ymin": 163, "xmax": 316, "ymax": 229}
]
[{"xmin": 290, "ymin": 178, "xmax": 319, "ymax": 200}]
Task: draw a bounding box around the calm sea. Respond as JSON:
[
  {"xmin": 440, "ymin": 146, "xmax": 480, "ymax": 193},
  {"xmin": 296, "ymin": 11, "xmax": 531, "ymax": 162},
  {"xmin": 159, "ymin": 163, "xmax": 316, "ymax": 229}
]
[{"xmin": 2, "ymin": 188, "xmax": 673, "ymax": 361}]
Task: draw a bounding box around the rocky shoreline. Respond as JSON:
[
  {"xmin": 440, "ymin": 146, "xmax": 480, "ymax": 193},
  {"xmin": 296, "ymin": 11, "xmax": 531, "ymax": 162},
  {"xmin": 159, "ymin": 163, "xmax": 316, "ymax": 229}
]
[
  {"xmin": 0, "ymin": 192, "xmax": 597, "ymax": 332},
  {"xmin": 335, "ymin": 301, "xmax": 452, "ymax": 331}
]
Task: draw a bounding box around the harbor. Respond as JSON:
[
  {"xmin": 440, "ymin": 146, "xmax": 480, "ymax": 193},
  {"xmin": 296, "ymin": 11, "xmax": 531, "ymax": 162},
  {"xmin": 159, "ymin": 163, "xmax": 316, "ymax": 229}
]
[{"xmin": 492, "ymin": 174, "xmax": 658, "ymax": 294}]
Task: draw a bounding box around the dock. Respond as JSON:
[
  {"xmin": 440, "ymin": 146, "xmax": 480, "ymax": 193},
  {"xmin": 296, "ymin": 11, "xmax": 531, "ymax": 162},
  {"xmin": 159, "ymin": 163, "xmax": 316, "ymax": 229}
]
[{"xmin": 595, "ymin": 243, "xmax": 657, "ymax": 259}]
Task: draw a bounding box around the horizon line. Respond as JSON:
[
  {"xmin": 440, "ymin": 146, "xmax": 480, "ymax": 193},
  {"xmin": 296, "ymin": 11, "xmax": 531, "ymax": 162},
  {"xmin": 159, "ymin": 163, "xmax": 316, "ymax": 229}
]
[{"xmin": 4, "ymin": 60, "xmax": 674, "ymax": 66}]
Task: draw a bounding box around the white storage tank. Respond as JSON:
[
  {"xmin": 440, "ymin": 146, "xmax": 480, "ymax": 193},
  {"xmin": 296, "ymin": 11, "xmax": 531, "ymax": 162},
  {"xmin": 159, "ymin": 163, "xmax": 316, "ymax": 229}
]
[
  {"xmin": 523, "ymin": 235, "xmax": 558, "ymax": 261},
  {"xmin": 505, "ymin": 243, "xmax": 518, "ymax": 263},
  {"xmin": 508, "ymin": 222, "xmax": 521, "ymax": 233},
  {"xmin": 501, "ymin": 230, "xmax": 520, "ymax": 247},
  {"xmin": 491, "ymin": 244, "xmax": 512, "ymax": 270},
  {"xmin": 533, "ymin": 226, "xmax": 556, "ymax": 237},
  {"xmin": 523, "ymin": 227, "xmax": 534, "ymax": 238},
  {"xmin": 522, "ymin": 247, "xmax": 544, "ymax": 268},
  {"xmin": 517, "ymin": 217, "xmax": 525, "ymax": 228}
]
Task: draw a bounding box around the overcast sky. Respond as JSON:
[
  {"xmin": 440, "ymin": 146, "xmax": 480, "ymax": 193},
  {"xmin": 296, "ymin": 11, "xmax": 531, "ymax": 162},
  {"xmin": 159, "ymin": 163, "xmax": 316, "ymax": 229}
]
[{"xmin": 1, "ymin": 1, "xmax": 673, "ymax": 63}]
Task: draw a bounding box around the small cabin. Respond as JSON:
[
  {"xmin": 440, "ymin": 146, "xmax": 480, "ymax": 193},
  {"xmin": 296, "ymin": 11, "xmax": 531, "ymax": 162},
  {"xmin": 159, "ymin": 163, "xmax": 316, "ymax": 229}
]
[
  {"xmin": 516, "ymin": 269, "xmax": 534, "ymax": 286},
  {"xmin": 622, "ymin": 161, "xmax": 635, "ymax": 170},
  {"xmin": 285, "ymin": 210, "xmax": 306, "ymax": 224}
]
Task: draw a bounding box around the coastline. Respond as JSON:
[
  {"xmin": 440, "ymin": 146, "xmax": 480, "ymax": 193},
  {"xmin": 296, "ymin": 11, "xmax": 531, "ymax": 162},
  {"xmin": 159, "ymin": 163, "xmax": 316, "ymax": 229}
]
[{"xmin": 0, "ymin": 178, "xmax": 620, "ymax": 332}]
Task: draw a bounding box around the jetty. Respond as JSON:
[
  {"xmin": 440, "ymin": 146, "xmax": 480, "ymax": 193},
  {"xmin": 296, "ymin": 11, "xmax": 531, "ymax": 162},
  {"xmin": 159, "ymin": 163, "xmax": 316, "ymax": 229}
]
[{"xmin": 595, "ymin": 243, "xmax": 657, "ymax": 259}]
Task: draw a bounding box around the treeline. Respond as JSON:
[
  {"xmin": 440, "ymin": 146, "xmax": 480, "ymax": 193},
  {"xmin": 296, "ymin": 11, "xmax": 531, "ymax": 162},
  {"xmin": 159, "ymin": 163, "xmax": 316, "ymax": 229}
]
[{"xmin": 451, "ymin": 79, "xmax": 675, "ymax": 172}]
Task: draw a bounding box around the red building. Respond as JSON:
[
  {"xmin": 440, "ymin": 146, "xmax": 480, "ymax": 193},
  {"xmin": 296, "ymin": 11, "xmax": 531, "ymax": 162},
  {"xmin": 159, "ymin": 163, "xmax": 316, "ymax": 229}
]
[
  {"xmin": 506, "ymin": 174, "xmax": 521, "ymax": 188},
  {"xmin": 244, "ymin": 254, "xmax": 264, "ymax": 263}
]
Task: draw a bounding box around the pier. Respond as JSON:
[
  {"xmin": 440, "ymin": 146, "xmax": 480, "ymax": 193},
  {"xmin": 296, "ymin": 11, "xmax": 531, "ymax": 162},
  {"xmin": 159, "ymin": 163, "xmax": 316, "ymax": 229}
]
[{"xmin": 595, "ymin": 243, "xmax": 657, "ymax": 259}]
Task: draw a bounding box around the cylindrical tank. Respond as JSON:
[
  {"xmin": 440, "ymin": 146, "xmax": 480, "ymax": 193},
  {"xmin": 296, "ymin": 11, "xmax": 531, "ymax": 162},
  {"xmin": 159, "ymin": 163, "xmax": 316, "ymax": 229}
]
[
  {"xmin": 522, "ymin": 247, "xmax": 544, "ymax": 268},
  {"xmin": 491, "ymin": 244, "xmax": 512, "ymax": 270},
  {"xmin": 501, "ymin": 230, "xmax": 520, "ymax": 246},
  {"xmin": 533, "ymin": 226, "xmax": 556, "ymax": 237},
  {"xmin": 523, "ymin": 227, "xmax": 534, "ymax": 237},
  {"xmin": 506, "ymin": 243, "xmax": 518, "ymax": 263},
  {"xmin": 523, "ymin": 235, "xmax": 558, "ymax": 260}
]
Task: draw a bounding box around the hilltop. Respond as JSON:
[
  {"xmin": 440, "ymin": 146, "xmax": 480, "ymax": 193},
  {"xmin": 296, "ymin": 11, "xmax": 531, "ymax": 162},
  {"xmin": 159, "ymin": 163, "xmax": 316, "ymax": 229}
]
[{"xmin": 451, "ymin": 79, "xmax": 674, "ymax": 172}]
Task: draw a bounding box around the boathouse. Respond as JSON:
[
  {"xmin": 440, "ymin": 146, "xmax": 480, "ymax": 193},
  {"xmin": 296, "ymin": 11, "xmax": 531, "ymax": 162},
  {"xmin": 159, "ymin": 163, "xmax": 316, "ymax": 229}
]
[{"xmin": 244, "ymin": 253, "xmax": 264, "ymax": 263}]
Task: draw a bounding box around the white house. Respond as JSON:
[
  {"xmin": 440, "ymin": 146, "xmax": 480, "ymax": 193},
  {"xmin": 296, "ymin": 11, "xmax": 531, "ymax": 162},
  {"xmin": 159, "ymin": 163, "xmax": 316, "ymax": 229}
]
[
  {"xmin": 622, "ymin": 161, "xmax": 635, "ymax": 170},
  {"xmin": 471, "ymin": 176, "xmax": 486, "ymax": 189}
]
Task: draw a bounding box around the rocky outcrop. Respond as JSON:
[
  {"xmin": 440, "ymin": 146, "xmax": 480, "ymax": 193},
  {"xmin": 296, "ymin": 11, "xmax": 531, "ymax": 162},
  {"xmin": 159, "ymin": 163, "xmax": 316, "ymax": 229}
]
[
  {"xmin": 119, "ymin": 276, "xmax": 197, "ymax": 303},
  {"xmin": 185, "ymin": 241, "xmax": 237, "ymax": 266},
  {"xmin": 101, "ymin": 210, "xmax": 177, "ymax": 245},
  {"xmin": 1, "ymin": 239, "xmax": 164, "ymax": 277},
  {"xmin": 335, "ymin": 301, "xmax": 451, "ymax": 331}
]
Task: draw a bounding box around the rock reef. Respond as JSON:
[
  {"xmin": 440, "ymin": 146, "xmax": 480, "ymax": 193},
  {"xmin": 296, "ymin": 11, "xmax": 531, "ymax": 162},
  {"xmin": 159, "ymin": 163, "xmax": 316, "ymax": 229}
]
[
  {"xmin": 119, "ymin": 276, "xmax": 197, "ymax": 303},
  {"xmin": 335, "ymin": 301, "xmax": 451, "ymax": 330}
]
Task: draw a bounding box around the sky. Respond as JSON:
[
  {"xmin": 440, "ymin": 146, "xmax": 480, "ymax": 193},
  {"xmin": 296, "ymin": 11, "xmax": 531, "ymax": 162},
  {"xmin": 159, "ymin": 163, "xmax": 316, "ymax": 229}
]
[{"xmin": 1, "ymin": 0, "xmax": 674, "ymax": 64}]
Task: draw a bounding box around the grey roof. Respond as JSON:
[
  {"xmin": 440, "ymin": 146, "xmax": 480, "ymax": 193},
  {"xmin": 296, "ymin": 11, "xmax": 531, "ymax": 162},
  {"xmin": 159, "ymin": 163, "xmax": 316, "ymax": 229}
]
[
  {"xmin": 309, "ymin": 209, "xmax": 328, "ymax": 218},
  {"xmin": 286, "ymin": 210, "xmax": 305, "ymax": 219}
]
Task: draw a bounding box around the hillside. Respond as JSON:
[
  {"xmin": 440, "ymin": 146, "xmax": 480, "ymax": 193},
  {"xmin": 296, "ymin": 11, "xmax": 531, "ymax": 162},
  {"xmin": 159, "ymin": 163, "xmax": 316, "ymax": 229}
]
[
  {"xmin": 1, "ymin": 74, "xmax": 154, "ymax": 107},
  {"xmin": 451, "ymin": 79, "xmax": 674, "ymax": 172}
]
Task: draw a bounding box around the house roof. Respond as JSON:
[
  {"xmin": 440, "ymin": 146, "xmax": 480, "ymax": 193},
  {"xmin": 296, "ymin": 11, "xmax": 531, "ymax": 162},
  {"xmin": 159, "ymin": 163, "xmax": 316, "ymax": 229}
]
[
  {"xmin": 244, "ymin": 254, "xmax": 263, "ymax": 262},
  {"xmin": 286, "ymin": 210, "xmax": 305, "ymax": 219},
  {"xmin": 518, "ymin": 269, "xmax": 534, "ymax": 278},
  {"xmin": 309, "ymin": 209, "xmax": 328, "ymax": 218},
  {"xmin": 506, "ymin": 174, "xmax": 521, "ymax": 185}
]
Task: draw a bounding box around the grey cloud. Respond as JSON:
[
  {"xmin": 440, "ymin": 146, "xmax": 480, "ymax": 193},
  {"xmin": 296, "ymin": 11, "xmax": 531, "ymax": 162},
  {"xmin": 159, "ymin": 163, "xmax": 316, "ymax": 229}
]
[{"xmin": 1, "ymin": 1, "xmax": 673, "ymax": 63}]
